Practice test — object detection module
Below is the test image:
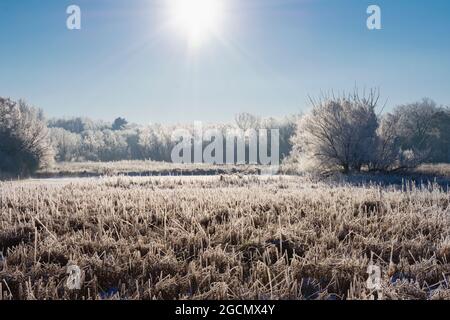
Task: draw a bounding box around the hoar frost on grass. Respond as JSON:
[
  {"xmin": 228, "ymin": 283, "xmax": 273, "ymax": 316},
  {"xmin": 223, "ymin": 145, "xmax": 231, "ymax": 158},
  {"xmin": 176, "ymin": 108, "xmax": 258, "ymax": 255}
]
[{"xmin": 0, "ymin": 175, "xmax": 449, "ymax": 300}]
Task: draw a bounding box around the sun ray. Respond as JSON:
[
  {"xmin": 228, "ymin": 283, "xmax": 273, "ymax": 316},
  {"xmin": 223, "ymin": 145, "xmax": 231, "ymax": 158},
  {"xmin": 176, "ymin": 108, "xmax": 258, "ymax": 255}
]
[{"xmin": 168, "ymin": 0, "xmax": 226, "ymax": 48}]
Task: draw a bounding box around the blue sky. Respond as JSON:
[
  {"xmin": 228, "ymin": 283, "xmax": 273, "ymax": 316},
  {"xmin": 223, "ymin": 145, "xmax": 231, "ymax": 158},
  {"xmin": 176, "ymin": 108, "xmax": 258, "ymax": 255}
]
[{"xmin": 0, "ymin": 0, "xmax": 449, "ymax": 124}]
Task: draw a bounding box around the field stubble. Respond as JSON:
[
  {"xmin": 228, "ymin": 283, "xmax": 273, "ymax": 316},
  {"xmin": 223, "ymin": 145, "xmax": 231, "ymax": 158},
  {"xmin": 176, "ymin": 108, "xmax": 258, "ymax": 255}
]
[{"xmin": 0, "ymin": 175, "xmax": 449, "ymax": 300}]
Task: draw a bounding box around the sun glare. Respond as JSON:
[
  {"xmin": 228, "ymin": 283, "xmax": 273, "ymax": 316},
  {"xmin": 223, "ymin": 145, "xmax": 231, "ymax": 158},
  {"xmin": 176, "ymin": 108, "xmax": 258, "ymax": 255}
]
[{"xmin": 169, "ymin": 0, "xmax": 225, "ymax": 47}]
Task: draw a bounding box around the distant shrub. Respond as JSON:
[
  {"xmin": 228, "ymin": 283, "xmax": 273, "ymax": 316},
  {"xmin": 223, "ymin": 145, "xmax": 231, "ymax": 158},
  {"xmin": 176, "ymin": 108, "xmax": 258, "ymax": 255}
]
[{"xmin": 0, "ymin": 97, "xmax": 53, "ymax": 177}]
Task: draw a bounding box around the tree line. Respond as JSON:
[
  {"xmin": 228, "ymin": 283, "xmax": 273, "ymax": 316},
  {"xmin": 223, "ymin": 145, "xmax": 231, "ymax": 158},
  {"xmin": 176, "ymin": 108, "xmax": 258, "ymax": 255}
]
[
  {"xmin": 47, "ymin": 113, "xmax": 297, "ymax": 164},
  {"xmin": 290, "ymin": 90, "xmax": 450, "ymax": 173},
  {"xmin": 0, "ymin": 92, "xmax": 449, "ymax": 177}
]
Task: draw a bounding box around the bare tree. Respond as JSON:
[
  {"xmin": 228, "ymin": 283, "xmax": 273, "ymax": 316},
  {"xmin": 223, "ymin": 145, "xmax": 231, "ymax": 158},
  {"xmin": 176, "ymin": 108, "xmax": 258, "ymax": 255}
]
[
  {"xmin": 372, "ymin": 98, "xmax": 445, "ymax": 170},
  {"xmin": 292, "ymin": 89, "xmax": 380, "ymax": 173},
  {"xmin": 373, "ymin": 113, "xmax": 427, "ymax": 171},
  {"xmin": 372, "ymin": 112, "xmax": 401, "ymax": 171},
  {"xmin": 235, "ymin": 113, "xmax": 260, "ymax": 131}
]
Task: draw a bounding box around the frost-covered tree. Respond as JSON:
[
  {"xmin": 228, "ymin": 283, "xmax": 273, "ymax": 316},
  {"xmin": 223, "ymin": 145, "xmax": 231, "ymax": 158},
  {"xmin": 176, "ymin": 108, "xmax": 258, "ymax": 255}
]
[
  {"xmin": 371, "ymin": 112, "xmax": 402, "ymax": 171},
  {"xmin": 137, "ymin": 124, "xmax": 177, "ymax": 161},
  {"xmin": 49, "ymin": 127, "xmax": 82, "ymax": 162},
  {"xmin": 433, "ymin": 107, "xmax": 450, "ymax": 163},
  {"xmin": 81, "ymin": 130, "xmax": 105, "ymax": 161},
  {"xmin": 100, "ymin": 129, "xmax": 129, "ymax": 160},
  {"xmin": 291, "ymin": 90, "xmax": 379, "ymax": 173},
  {"xmin": 48, "ymin": 117, "xmax": 106, "ymax": 133},
  {"xmin": 0, "ymin": 97, "xmax": 53, "ymax": 176},
  {"xmin": 372, "ymin": 113, "xmax": 427, "ymax": 171},
  {"xmin": 235, "ymin": 113, "xmax": 260, "ymax": 131},
  {"xmin": 374, "ymin": 98, "xmax": 449, "ymax": 168},
  {"xmin": 112, "ymin": 117, "xmax": 128, "ymax": 131},
  {"xmin": 291, "ymin": 92, "xmax": 447, "ymax": 173},
  {"xmin": 261, "ymin": 115, "xmax": 299, "ymax": 159},
  {"xmin": 393, "ymin": 98, "xmax": 441, "ymax": 151}
]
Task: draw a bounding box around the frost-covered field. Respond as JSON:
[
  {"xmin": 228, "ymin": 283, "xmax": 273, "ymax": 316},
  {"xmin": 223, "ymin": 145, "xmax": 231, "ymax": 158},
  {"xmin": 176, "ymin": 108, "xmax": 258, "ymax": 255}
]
[
  {"xmin": 35, "ymin": 161, "xmax": 450, "ymax": 179},
  {"xmin": 35, "ymin": 161, "xmax": 266, "ymax": 178},
  {"xmin": 0, "ymin": 175, "xmax": 449, "ymax": 300}
]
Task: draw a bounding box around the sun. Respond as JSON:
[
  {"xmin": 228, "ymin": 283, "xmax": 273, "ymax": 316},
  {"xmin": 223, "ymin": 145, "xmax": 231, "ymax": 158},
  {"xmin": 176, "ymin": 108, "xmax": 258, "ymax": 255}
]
[{"xmin": 168, "ymin": 0, "xmax": 225, "ymax": 47}]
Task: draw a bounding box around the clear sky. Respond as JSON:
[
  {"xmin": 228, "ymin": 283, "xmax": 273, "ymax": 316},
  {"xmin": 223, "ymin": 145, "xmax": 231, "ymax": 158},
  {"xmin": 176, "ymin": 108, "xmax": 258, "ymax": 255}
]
[{"xmin": 1, "ymin": 0, "xmax": 449, "ymax": 124}]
